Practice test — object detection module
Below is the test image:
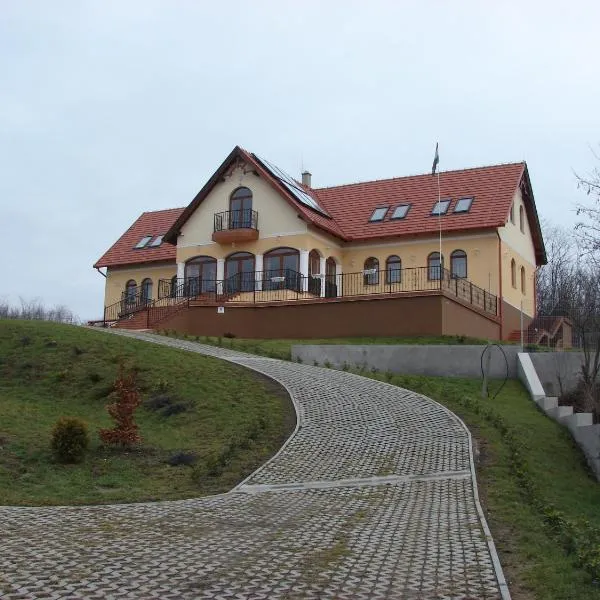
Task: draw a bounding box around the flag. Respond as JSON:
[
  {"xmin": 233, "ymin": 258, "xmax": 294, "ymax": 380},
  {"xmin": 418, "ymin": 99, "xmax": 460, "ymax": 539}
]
[{"xmin": 431, "ymin": 142, "xmax": 439, "ymax": 176}]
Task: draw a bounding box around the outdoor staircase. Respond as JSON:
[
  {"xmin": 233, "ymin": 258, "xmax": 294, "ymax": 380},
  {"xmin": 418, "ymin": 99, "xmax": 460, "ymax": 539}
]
[{"xmin": 508, "ymin": 315, "xmax": 569, "ymax": 347}]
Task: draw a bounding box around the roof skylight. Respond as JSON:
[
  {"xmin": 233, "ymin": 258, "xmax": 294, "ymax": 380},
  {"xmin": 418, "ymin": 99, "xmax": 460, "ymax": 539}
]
[
  {"xmin": 391, "ymin": 204, "xmax": 411, "ymax": 220},
  {"xmin": 369, "ymin": 207, "xmax": 389, "ymax": 222},
  {"xmin": 431, "ymin": 199, "xmax": 451, "ymax": 216},
  {"xmin": 134, "ymin": 235, "xmax": 153, "ymax": 249},
  {"xmin": 454, "ymin": 197, "xmax": 473, "ymax": 213},
  {"xmin": 149, "ymin": 235, "xmax": 164, "ymax": 247}
]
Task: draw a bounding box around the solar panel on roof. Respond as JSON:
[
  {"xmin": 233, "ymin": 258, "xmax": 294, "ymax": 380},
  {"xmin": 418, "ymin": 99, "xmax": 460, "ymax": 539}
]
[{"xmin": 254, "ymin": 154, "xmax": 330, "ymax": 217}]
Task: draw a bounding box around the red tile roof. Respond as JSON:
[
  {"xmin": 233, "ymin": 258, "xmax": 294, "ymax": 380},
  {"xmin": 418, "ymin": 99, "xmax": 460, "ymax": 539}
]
[
  {"xmin": 312, "ymin": 162, "xmax": 526, "ymax": 241},
  {"xmin": 97, "ymin": 148, "xmax": 546, "ymax": 269},
  {"xmin": 94, "ymin": 208, "xmax": 184, "ymax": 268}
]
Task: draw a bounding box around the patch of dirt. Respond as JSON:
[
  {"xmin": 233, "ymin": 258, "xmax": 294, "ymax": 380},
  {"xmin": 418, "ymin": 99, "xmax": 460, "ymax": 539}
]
[{"xmin": 559, "ymin": 381, "xmax": 600, "ymax": 423}]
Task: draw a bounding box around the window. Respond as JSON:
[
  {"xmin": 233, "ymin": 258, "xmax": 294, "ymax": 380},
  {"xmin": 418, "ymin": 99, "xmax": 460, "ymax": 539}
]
[
  {"xmin": 263, "ymin": 248, "xmax": 299, "ymax": 291},
  {"xmin": 431, "ymin": 199, "xmax": 451, "ymax": 215},
  {"xmin": 510, "ymin": 202, "xmax": 515, "ymax": 224},
  {"xmin": 391, "ymin": 204, "xmax": 411, "ymax": 220},
  {"xmin": 134, "ymin": 235, "xmax": 152, "ymax": 249},
  {"xmin": 141, "ymin": 278, "xmax": 153, "ymax": 304},
  {"xmin": 125, "ymin": 280, "xmax": 137, "ymax": 304},
  {"xmin": 454, "ymin": 197, "xmax": 473, "ymax": 213},
  {"xmin": 386, "ymin": 255, "xmax": 402, "ymax": 284},
  {"xmin": 229, "ymin": 187, "xmax": 253, "ymax": 229},
  {"xmin": 185, "ymin": 256, "xmax": 217, "ymax": 295},
  {"xmin": 149, "ymin": 235, "xmax": 164, "ymax": 247},
  {"xmin": 450, "ymin": 250, "xmax": 467, "ymax": 278},
  {"xmin": 511, "ymin": 259, "xmax": 516, "ymax": 288},
  {"xmin": 225, "ymin": 252, "xmax": 256, "ymax": 293},
  {"xmin": 369, "ymin": 207, "xmax": 389, "ymax": 222},
  {"xmin": 170, "ymin": 275, "xmax": 178, "ymax": 298},
  {"xmin": 363, "ymin": 257, "xmax": 379, "ymax": 285},
  {"xmin": 521, "ymin": 266, "xmax": 526, "ymax": 294},
  {"xmin": 519, "ymin": 205, "xmax": 525, "ymax": 233},
  {"xmin": 428, "ymin": 252, "xmax": 444, "ymax": 280}
]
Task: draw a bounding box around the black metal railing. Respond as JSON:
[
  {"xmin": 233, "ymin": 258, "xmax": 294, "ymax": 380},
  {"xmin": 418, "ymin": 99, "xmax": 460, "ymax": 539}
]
[
  {"xmin": 103, "ymin": 290, "xmax": 151, "ymax": 325},
  {"xmin": 214, "ymin": 209, "xmax": 258, "ymax": 232},
  {"xmin": 155, "ymin": 266, "xmax": 498, "ymax": 315}
]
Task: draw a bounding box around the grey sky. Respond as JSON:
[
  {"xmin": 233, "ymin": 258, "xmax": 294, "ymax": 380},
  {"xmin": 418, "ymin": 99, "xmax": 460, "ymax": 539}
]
[{"xmin": 1, "ymin": 1, "xmax": 599, "ymax": 320}]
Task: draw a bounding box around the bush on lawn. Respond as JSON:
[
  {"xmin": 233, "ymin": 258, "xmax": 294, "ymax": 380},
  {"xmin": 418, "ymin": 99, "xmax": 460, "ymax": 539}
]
[{"xmin": 51, "ymin": 417, "xmax": 90, "ymax": 463}]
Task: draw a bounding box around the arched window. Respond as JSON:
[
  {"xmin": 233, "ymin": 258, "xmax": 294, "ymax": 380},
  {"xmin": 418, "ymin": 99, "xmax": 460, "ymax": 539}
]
[
  {"xmin": 364, "ymin": 257, "xmax": 379, "ymax": 285},
  {"xmin": 519, "ymin": 205, "xmax": 525, "ymax": 233},
  {"xmin": 125, "ymin": 280, "xmax": 137, "ymax": 304},
  {"xmin": 229, "ymin": 187, "xmax": 253, "ymax": 229},
  {"xmin": 170, "ymin": 275, "xmax": 178, "ymax": 298},
  {"xmin": 308, "ymin": 249, "xmax": 323, "ymax": 295},
  {"xmin": 141, "ymin": 278, "xmax": 153, "ymax": 304},
  {"xmin": 263, "ymin": 248, "xmax": 299, "ymax": 292},
  {"xmin": 225, "ymin": 251, "xmax": 255, "ymax": 293},
  {"xmin": 428, "ymin": 252, "xmax": 444, "ymax": 281},
  {"xmin": 264, "ymin": 248, "xmax": 299, "ymax": 274},
  {"xmin": 450, "ymin": 250, "xmax": 467, "ymax": 279},
  {"xmin": 521, "ymin": 266, "xmax": 526, "ymax": 294},
  {"xmin": 510, "ymin": 201, "xmax": 515, "ymax": 224},
  {"xmin": 185, "ymin": 256, "xmax": 217, "ymax": 295},
  {"xmin": 511, "ymin": 259, "xmax": 517, "ymax": 288},
  {"xmin": 386, "ymin": 255, "xmax": 402, "ymax": 284}
]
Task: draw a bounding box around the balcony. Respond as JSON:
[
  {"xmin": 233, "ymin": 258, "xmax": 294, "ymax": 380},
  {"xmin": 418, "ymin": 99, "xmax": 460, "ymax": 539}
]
[{"xmin": 212, "ymin": 209, "xmax": 259, "ymax": 244}]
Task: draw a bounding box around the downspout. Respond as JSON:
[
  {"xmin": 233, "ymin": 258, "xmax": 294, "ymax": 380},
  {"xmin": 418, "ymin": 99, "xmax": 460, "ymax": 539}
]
[
  {"xmin": 496, "ymin": 232, "xmax": 503, "ymax": 340},
  {"xmin": 95, "ymin": 267, "xmax": 107, "ymax": 278}
]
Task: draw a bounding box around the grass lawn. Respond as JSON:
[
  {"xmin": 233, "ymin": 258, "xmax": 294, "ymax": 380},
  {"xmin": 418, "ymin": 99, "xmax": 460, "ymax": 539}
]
[
  {"xmin": 162, "ymin": 332, "xmax": 495, "ymax": 361},
  {"xmin": 0, "ymin": 320, "xmax": 294, "ymax": 506},
  {"xmin": 351, "ymin": 370, "xmax": 600, "ymax": 600}
]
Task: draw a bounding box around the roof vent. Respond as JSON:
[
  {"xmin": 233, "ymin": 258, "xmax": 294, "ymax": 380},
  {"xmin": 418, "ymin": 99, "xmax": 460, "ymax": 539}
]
[{"xmin": 301, "ymin": 171, "xmax": 312, "ymax": 188}]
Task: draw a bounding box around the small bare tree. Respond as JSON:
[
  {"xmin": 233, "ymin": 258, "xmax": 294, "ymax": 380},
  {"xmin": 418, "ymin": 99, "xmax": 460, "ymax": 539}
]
[{"xmin": 575, "ymin": 146, "xmax": 600, "ymax": 262}]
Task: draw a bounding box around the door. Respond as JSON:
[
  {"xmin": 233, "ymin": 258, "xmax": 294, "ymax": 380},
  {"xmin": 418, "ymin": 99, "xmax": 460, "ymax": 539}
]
[{"xmin": 225, "ymin": 252, "xmax": 255, "ymax": 293}]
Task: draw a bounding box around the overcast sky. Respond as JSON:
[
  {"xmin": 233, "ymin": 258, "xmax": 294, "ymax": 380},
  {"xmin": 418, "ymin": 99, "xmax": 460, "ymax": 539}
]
[{"xmin": 1, "ymin": 1, "xmax": 599, "ymax": 320}]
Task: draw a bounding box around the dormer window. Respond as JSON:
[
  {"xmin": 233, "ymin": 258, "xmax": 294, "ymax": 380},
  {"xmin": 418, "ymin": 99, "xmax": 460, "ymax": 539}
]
[
  {"xmin": 431, "ymin": 199, "xmax": 451, "ymax": 215},
  {"xmin": 149, "ymin": 235, "xmax": 164, "ymax": 247},
  {"xmin": 390, "ymin": 204, "xmax": 411, "ymax": 220},
  {"xmin": 369, "ymin": 207, "xmax": 389, "ymax": 222},
  {"xmin": 454, "ymin": 197, "xmax": 473, "ymax": 213},
  {"xmin": 134, "ymin": 235, "xmax": 152, "ymax": 249}
]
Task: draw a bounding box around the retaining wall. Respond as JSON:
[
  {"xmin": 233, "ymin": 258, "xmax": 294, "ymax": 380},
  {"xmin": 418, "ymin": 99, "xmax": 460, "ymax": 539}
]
[{"xmin": 291, "ymin": 344, "xmax": 521, "ymax": 379}]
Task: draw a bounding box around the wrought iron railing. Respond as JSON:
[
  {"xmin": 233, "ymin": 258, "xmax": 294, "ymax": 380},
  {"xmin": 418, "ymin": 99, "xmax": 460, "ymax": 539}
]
[
  {"xmin": 214, "ymin": 209, "xmax": 258, "ymax": 232},
  {"xmin": 156, "ymin": 267, "xmax": 498, "ymax": 315}
]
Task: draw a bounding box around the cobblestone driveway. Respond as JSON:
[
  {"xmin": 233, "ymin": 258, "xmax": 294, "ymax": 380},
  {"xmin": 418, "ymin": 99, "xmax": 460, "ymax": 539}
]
[{"xmin": 1, "ymin": 331, "xmax": 509, "ymax": 599}]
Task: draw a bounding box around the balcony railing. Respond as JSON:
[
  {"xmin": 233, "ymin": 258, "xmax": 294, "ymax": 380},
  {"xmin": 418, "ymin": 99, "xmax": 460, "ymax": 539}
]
[
  {"xmin": 157, "ymin": 267, "xmax": 498, "ymax": 315},
  {"xmin": 214, "ymin": 209, "xmax": 258, "ymax": 232}
]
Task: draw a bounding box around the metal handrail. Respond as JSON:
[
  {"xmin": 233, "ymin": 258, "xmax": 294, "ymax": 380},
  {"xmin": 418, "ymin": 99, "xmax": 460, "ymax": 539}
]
[
  {"xmin": 213, "ymin": 209, "xmax": 258, "ymax": 232},
  {"xmin": 155, "ymin": 267, "xmax": 498, "ymax": 315}
]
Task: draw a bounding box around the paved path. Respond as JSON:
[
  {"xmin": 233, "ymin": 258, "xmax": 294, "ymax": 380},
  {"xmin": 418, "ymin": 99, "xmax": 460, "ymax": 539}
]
[{"xmin": 1, "ymin": 331, "xmax": 509, "ymax": 599}]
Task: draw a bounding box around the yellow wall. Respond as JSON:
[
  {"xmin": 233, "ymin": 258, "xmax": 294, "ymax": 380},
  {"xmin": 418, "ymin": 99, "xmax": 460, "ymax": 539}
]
[
  {"xmin": 500, "ymin": 242, "xmax": 536, "ymax": 316},
  {"xmin": 498, "ymin": 188, "xmax": 537, "ymax": 316},
  {"xmin": 104, "ymin": 263, "xmax": 176, "ymax": 307},
  {"xmin": 339, "ymin": 233, "xmax": 500, "ymax": 295},
  {"xmin": 178, "ymin": 163, "xmax": 307, "ymax": 249}
]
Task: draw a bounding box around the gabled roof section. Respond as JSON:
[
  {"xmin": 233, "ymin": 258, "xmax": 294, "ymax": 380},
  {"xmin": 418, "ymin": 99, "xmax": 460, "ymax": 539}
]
[
  {"xmin": 164, "ymin": 146, "xmax": 343, "ymax": 244},
  {"xmin": 313, "ymin": 162, "xmax": 524, "ymax": 238},
  {"xmin": 94, "ymin": 207, "xmax": 184, "ymax": 268}
]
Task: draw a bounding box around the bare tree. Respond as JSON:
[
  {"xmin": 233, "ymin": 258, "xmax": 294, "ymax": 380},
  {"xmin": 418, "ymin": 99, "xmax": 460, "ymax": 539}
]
[
  {"xmin": 575, "ymin": 146, "xmax": 600, "ymax": 262},
  {"xmin": 0, "ymin": 297, "xmax": 79, "ymax": 324},
  {"xmin": 536, "ymin": 222, "xmax": 578, "ymax": 316}
]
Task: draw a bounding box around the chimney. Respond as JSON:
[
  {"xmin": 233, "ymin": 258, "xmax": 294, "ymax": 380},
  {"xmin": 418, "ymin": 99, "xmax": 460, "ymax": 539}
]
[{"xmin": 301, "ymin": 170, "xmax": 312, "ymax": 188}]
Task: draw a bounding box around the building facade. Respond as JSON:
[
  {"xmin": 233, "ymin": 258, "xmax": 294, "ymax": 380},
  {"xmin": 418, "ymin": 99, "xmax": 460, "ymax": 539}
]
[{"xmin": 94, "ymin": 146, "xmax": 546, "ymax": 340}]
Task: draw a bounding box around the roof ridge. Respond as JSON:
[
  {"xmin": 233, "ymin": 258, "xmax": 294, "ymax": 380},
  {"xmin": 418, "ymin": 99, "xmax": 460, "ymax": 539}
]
[
  {"xmin": 141, "ymin": 207, "xmax": 186, "ymax": 215},
  {"xmin": 313, "ymin": 161, "xmax": 526, "ymax": 192}
]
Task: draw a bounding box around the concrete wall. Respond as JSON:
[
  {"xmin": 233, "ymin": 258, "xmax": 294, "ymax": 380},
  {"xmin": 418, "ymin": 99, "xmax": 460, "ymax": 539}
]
[
  {"xmin": 517, "ymin": 353, "xmax": 600, "ymax": 481},
  {"xmin": 158, "ymin": 293, "xmax": 501, "ymax": 340},
  {"xmin": 528, "ymin": 352, "xmax": 596, "ymax": 396},
  {"xmin": 291, "ymin": 344, "xmax": 520, "ymax": 379}
]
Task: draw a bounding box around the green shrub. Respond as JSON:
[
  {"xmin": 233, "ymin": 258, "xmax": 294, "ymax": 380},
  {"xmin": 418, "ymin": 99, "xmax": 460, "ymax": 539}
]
[{"xmin": 51, "ymin": 417, "xmax": 90, "ymax": 463}]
